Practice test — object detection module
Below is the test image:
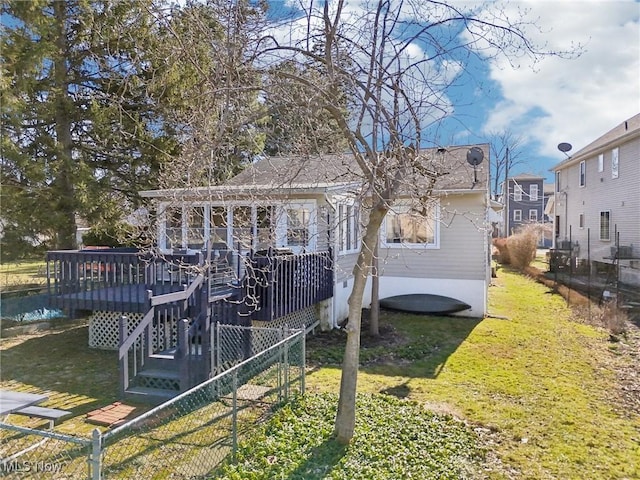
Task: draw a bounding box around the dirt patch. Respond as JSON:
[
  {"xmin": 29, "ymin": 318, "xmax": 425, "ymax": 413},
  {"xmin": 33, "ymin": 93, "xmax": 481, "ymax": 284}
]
[{"xmin": 308, "ymin": 310, "xmax": 406, "ymax": 349}]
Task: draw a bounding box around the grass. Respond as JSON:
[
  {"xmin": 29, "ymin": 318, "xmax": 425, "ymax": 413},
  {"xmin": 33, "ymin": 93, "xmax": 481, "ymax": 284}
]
[
  {"xmin": 1, "ymin": 265, "xmax": 639, "ymax": 478},
  {"xmin": 299, "ymin": 269, "xmax": 640, "ymax": 479},
  {"xmin": 0, "ymin": 259, "xmax": 47, "ymax": 292}
]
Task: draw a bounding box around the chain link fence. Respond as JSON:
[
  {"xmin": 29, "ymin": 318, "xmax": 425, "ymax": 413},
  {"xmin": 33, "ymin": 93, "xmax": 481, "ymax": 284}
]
[{"xmin": 1, "ymin": 325, "xmax": 305, "ymax": 479}]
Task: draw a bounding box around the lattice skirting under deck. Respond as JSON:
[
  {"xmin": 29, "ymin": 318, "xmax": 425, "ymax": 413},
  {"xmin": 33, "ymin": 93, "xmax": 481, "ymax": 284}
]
[{"xmin": 88, "ymin": 311, "xmax": 179, "ymax": 351}]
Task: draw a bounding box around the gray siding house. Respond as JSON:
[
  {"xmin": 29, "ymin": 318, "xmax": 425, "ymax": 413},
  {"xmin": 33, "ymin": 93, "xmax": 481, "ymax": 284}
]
[
  {"xmin": 143, "ymin": 145, "xmax": 493, "ymax": 321},
  {"xmin": 551, "ymin": 113, "xmax": 640, "ymax": 286}
]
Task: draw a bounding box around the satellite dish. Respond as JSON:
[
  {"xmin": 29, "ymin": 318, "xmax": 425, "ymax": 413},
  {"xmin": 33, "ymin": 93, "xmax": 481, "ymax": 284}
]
[
  {"xmin": 466, "ymin": 147, "xmax": 484, "ymax": 166},
  {"xmin": 557, "ymin": 142, "xmax": 572, "ymax": 153}
]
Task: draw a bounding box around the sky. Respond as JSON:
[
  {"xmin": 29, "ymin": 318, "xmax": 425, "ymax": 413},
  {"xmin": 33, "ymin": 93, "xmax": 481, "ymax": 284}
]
[{"xmin": 270, "ymin": 0, "xmax": 640, "ymax": 183}]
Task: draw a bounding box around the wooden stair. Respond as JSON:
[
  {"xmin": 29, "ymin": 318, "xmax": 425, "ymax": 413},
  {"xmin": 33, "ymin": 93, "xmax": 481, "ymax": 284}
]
[
  {"xmin": 125, "ymin": 350, "xmax": 181, "ymax": 404},
  {"xmin": 124, "ymin": 346, "xmax": 207, "ymax": 404}
]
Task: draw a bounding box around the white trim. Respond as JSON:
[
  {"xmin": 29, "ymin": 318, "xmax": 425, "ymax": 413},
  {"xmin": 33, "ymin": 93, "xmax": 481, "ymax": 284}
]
[{"xmin": 381, "ymin": 201, "xmax": 440, "ymax": 249}]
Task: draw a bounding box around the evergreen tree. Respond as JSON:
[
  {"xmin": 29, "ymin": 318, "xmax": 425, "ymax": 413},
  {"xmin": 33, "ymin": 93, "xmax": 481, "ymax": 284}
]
[{"xmin": 1, "ymin": 0, "xmax": 176, "ymax": 251}]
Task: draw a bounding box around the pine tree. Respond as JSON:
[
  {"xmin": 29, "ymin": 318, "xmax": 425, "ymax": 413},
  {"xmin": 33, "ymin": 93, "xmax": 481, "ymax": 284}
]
[{"xmin": 1, "ymin": 0, "xmax": 176, "ymax": 252}]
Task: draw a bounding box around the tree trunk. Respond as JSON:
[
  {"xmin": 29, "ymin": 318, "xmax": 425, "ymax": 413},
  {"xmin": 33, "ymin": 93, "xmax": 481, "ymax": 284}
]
[
  {"xmin": 369, "ymin": 236, "xmax": 380, "ymax": 336},
  {"xmin": 334, "ymin": 205, "xmax": 386, "ymax": 444},
  {"xmin": 53, "ymin": 0, "xmax": 77, "ymax": 250}
]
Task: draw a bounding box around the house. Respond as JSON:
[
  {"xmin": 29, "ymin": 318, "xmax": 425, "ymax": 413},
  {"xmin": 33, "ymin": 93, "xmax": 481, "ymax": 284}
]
[
  {"xmin": 551, "ymin": 113, "xmax": 640, "ymax": 286},
  {"xmin": 500, "ymin": 173, "xmax": 546, "ymax": 237},
  {"xmin": 142, "ymin": 144, "xmax": 492, "ymax": 321},
  {"xmin": 46, "ymin": 144, "xmax": 493, "ymax": 401}
]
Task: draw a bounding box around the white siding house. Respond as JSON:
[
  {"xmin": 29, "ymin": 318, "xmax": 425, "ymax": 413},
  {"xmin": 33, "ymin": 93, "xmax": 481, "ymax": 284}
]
[
  {"xmin": 141, "ymin": 144, "xmax": 493, "ymax": 325},
  {"xmin": 552, "ymin": 113, "xmax": 640, "ymax": 286}
]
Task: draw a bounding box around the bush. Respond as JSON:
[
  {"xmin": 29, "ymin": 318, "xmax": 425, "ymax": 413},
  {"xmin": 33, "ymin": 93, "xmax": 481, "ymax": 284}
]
[
  {"xmin": 507, "ymin": 229, "xmax": 538, "ymax": 269},
  {"xmin": 492, "ymin": 237, "xmax": 510, "ymax": 265}
]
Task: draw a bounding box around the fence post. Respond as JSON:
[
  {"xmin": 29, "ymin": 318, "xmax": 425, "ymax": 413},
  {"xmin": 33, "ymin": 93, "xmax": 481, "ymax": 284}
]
[
  {"xmin": 301, "ymin": 330, "xmax": 306, "ymax": 395},
  {"xmin": 232, "ymin": 369, "xmax": 238, "ymax": 459},
  {"xmin": 277, "ymin": 328, "xmax": 283, "ymax": 403},
  {"xmin": 283, "ymin": 325, "xmax": 290, "ymax": 401},
  {"xmin": 90, "ymin": 428, "xmax": 102, "ymax": 480},
  {"xmin": 119, "ymin": 316, "xmax": 128, "ymax": 398}
]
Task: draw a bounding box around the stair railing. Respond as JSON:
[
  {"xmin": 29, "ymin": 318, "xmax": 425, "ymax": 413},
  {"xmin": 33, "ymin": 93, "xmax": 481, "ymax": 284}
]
[{"xmin": 118, "ymin": 274, "xmax": 204, "ymax": 396}]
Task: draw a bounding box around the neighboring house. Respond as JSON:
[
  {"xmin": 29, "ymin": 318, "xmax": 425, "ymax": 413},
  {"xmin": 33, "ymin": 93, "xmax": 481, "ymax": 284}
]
[
  {"xmin": 500, "ymin": 173, "xmax": 546, "ymax": 237},
  {"xmin": 551, "ymin": 113, "xmax": 640, "ymax": 286},
  {"xmin": 46, "ymin": 144, "xmax": 493, "ymax": 401}
]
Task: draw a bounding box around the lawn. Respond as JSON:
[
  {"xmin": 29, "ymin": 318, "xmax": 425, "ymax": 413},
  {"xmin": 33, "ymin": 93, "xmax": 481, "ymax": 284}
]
[
  {"xmin": 1, "ymin": 266, "xmax": 639, "ymax": 478},
  {"xmin": 0, "ymin": 259, "xmax": 47, "ymax": 292},
  {"xmin": 221, "ymin": 268, "xmax": 640, "ymax": 479}
]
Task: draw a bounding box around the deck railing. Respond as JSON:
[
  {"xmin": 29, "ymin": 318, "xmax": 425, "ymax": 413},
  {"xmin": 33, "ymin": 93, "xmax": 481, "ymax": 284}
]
[
  {"xmin": 46, "ymin": 249, "xmax": 234, "ymax": 313},
  {"xmin": 247, "ymin": 249, "xmax": 333, "ymax": 322}
]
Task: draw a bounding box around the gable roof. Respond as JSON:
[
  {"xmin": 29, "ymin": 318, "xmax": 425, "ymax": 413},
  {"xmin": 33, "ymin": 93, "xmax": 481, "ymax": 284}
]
[
  {"xmin": 552, "ymin": 113, "xmax": 640, "ymax": 171},
  {"xmin": 140, "ymin": 144, "xmax": 489, "ymax": 199},
  {"xmin": 226, "ymin": 144, "xmax": 489, "ymax": 192},
  {"xmin": 509, "ymin": 173, "xmax": 544, "ymax": 181}
]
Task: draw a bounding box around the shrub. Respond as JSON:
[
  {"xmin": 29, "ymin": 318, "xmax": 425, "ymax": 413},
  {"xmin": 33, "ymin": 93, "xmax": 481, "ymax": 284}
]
[
  {"xmin": 492, "ymin": 237, "xmax": 510, "ymax": 265},
  {"xmin": 507, "ymin": 230, "xmax": 537, "ymax": 269}
]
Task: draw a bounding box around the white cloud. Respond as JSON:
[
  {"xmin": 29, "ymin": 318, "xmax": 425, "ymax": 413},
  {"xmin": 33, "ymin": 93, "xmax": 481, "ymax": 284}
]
[{"xmin": 479, "ymin": 0, "xmax": 640, "ymax": 158}]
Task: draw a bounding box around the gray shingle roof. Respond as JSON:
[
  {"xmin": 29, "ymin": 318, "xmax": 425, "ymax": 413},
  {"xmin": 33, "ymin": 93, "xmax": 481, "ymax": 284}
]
[{"xmin": 553, "ymin": 113, "xmax": 640, "ymax": 170}]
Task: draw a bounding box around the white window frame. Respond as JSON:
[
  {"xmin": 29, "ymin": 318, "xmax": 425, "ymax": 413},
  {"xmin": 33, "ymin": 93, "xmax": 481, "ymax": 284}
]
[
  {"xmin": 611, "ymin": 147, "xmax": 619, "ymax": 179},
  {"xmin": 513, "ymin": 183, "xmax": 523, "ymax": 201},
  {"xmin": 579, "ymin": 213, "xmax": 584, "ymax": 229},
  {"xmin": 337, "ymin": 202, "xmax": 360, "ymax": 255},
  {"xmin": 599, "ymin": 210, "xmax": 611, "ymax": 241},
  {"xmin": 382, "ymin": 201, "xmax": 440, "ymax": 249},
  {"xmin": 529, "ymin": 184, "xmax": 539, "ymax": 201},
  {"xmin": 598, "ymin": 153, "xmax": 604, "ymax": 173},
  {"xmin": 513, "ymin": 209, "xmax": 522, "ymax": 222},
  {"xmin": 579, "ymin": 160, "xmax": 586, "ymax": 187},
  {"xmin": 555, "ymin": 171, "xmax": 561, "ymax": 192},
  {"xmin": 529, "ymin": 209, "xmax": 538, "ymax": 221},
  {"xmin": 284, "ymin": 202, "xmax": 317, "ymax": 253}
]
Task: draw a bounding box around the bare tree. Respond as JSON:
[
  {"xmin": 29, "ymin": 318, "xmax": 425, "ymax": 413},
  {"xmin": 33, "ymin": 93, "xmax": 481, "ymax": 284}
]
[
  {"xmin": 255, "ymin": 0, "xmax": 577, "ymax": 444},
  {"xmin": 487, "ymin": 129, "xmax": 529, "ymax": 200}
]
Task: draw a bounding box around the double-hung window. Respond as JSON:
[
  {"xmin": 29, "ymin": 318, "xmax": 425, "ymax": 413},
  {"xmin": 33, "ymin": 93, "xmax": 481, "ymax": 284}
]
[
  {"xmin": 514, "ymin": 209, "xmax": 522, "ymax": 222},
  {"xmin": 513, "ymin": 184, "xmax": 522, "ymax": 201},
  {"xmin": 579, "ymin": 161, "xmax": 586, "ymax": 187},
  {"xmin": 529, "ymin": 184, "xmax": 539, "ymax": 201},
  {"xmin": 529, "ymin": 209, "xmax": 538, "ymax": 221}
]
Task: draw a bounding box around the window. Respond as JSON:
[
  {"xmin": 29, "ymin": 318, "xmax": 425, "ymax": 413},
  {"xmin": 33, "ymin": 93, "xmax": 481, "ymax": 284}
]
[
  {"xmin": 256, "ymin": 206, "xmax": 275, "ymax": 250},
  {"xmin": 529, "ymin": 184, "xmax": 539, "ymax": 201},
  {"xmin": 555, "ymin": 171, "xmax": 561, "ymax": 192},
  {"xmin": 186, "ymin": 206, "xmax": 205, "ymax": 249},
  {"xmin": 166, "ymin": 207, "xmax": 183, "ymax": 249},
  {"xmin": 287, "ymin": 207, "xmax": 310, "ymax": 247},
  {"xmin": 598, "ymin": 153, "xmax": 604, "ymax": 173},
  {"xmin": 579, "ymin": 213, "xmax": 584, "ymax": 229},
  {"xmin": 338, "ymin": 204, "xmax": 359, "ymax": 253},
  {"xmin": 384, "ymin": 203, "xmax": 438, "ymax": 247},
  {"xmin": 529, "ymin": 209, "xmax": 538, "ymax": 221},
  {"xmin": 233, "ymin": 206, "xmax": 252, "ymax": 250},
  {"xmin": 611, "ymin": 147, "xmax": 619, "ymax": 178},
  {"xmin": 513, "ymin": 209, "xmax": 522, "ymax": 222},
  {"xmin": 513, "ymin": 184, "xmax": 522, "ymax": 201},
  {"xmin": 579, "ymin": 160, "xmax": 586, "ymax": 187},
  {"xmin": 599, "ymin": 211, "xmax": 610, "ymax": 241},
  {"xmin": 210, "ymin": 207, "xmax": 228, "ymax": 248}
]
